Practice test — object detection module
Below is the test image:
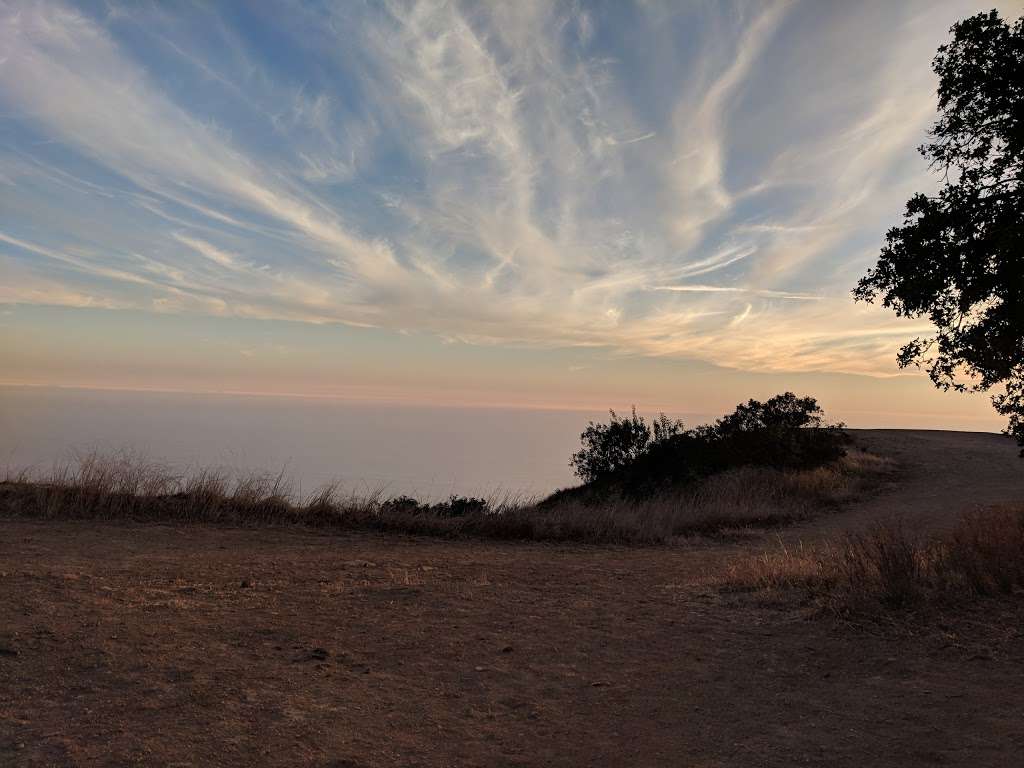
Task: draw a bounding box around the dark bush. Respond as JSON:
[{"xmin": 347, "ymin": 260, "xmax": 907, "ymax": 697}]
[
  {"xmin": 569, "ymin": 407, "xmax": 685, "ymax": 483},
  {"xmin": 430, "ymin": 495, "xmax": 488, "ymax": 518},
  {"xmin": 380, "ymin": 495, "xmax": 422, "ymax": 515},
  {"xmin": 702, "ymin": 393, "xmax": 848, "ymax": 471},
  {"xmin": 563, "ymin": 393, "xmax": 848, "ymax": 500},
  {"xmin": 570, "ymin": 407, "xmax": 651, "ymax": 483},
  {"xmin": 378, "ymin": 494, "xmax": 489, "ymax": 518}
]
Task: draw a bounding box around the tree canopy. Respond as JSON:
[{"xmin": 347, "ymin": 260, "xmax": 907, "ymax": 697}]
[
  {"xmin": 567, "ymin": 393, "xmax": 846, "ymax": 491},
  {"xmin": 853, "ymin": 10, "xmax": 1023, "ymax": 451},
  {"xmin": 570, "ymin": 406, "xmax": 684, "ymax": 484}
]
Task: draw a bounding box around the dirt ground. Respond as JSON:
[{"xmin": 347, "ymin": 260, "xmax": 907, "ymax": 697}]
[{"xmin": 2, "ymin": 430, "xmax": 1023, "ymax": 767}]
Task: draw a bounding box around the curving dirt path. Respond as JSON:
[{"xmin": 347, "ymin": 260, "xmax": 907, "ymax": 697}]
[
  {"xmin": 797, "ymin": 429, "xmax": 1024, "ymax": 538},
  {"xmin": 1, "ymin": 430, "xmax": 1023, "ymax": 767}
]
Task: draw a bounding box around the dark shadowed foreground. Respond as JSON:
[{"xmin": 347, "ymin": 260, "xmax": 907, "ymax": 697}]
[{"xmin": 2, "ymin": 430, "xmax": 1024, "ymax": 767}]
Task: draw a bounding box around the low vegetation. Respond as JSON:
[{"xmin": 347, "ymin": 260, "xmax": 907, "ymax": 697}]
[
  {"xmin": 0, "ymin": 448, "xmax": 889, "ymax": 545},
  {"xmin": 0, "ymin": 393, "xmax": 893, "ymax": 544},
  {"xmin": 561, "ymin": 393, "xmax": 849, "ymax": 503},
  {"xmin": 729, "ymin": 505, "xmax": 1024, "ymax": 616}
]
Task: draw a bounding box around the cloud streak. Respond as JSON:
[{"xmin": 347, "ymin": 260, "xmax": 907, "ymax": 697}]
[{"xmin": 0, "ymin": 0, "xmax": 997, "ymax": 376}]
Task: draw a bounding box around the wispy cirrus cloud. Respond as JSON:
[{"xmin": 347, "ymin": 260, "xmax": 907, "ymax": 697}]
[{"xmin": 0, "ymin": 0, "xmax": 1002, "ymax": 378}]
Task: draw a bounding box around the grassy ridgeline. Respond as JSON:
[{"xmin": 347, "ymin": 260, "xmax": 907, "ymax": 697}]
[{"xmin": 0, "ymin": 447, "xmax": 891, "ymax": 545}]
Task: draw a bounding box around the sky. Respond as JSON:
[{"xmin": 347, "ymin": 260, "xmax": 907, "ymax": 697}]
[{"xmin": 0, "ymin": 0, "xmax": 1018, "ymax": 427}]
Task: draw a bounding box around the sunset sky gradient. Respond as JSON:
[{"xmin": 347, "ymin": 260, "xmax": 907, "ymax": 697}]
[{"xmin": 1, "ymin": 0, "xmax": 1016, "ymax": 427}]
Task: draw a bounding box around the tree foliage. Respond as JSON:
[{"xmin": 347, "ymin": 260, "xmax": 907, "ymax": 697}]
[
  {"xmin": 567, "ymin": 393, "xmax": 847, "ymax": 494},
  {"xmin": 853, "ymin": 10, "xmax": 1023, "ymax": 451},
  {"xmin": 713, "ymin": 392, "xmax": 827, "ymax": 436},
  {"xmin": 570, "ymin": 406, "xmax": 684, "ymax": 483}
]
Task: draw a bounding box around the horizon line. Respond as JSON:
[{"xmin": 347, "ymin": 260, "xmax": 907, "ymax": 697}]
[{"xmin": 0, "ymin": 380, "xmax": 1005, "ymax": 433}]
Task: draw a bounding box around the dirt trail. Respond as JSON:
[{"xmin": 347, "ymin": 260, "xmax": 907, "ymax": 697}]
[
  {"xmin": 796, "ymin": 429, "xmax": 1024, "ymax": 539},
  {"xmin": 1, "ymin": 430, "xmax": 1023, "ymax": 767}
]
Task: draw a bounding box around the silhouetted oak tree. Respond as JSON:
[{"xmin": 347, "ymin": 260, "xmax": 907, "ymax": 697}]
[{"xmin": 854, "ymin": 10, "xmax": 1023, "ymax": 451}]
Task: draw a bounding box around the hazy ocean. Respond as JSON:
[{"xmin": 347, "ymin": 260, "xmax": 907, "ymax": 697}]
[{"xmin": 0, "ymin": 386, "xmax": 643, "ymax": 500}]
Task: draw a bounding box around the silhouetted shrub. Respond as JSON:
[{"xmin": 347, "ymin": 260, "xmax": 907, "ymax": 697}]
[
  {"xmin": 706, "ymin": 393, "xmax": 847, "ymax": 470},
  {"xmin": 565, "ymin": 393, "xmax": 848, "ymax": 500},
  {"xmin": 429, "ymin": 495, "xmax": 488, "ymax": 517},
  {"xmin": 380, "ymin": 495, "xmax": 422, "ymax": 515},
  {"xmin": 569, "ymin": 407, "xmax": 685, "ymax": 483},
  {"xmin": 378, "ymin": 494, "xmax": 489, "ymax": 518}
]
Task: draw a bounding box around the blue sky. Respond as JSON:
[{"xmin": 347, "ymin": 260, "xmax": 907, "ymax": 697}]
[{"xmin": 0, "ymin": 0, "xmax": 1015, "ymax": 423}]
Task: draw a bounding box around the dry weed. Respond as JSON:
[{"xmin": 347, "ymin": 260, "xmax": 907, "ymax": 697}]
[
  {"xmin": 1, "ymin": 448, "xmax": 891, "ymax": 545},
  {"xmin": 728, "ymin": 506, "xmax": 1024, "ymax": 614}
]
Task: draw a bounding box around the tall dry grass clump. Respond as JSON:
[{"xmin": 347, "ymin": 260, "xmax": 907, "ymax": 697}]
[
  {"xmin": 1, "ymin": 448, "xmax": 890, "ymax": 545},
  {"xmin": 730, "ymin": 505, "xmax": 1024, "ymax": 614}
]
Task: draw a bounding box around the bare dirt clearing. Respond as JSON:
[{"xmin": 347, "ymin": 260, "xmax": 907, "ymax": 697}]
[
  {"xmin": 1, "ymin": 430, "xmax": 1023, "ymax": 767},
  {"xmin": 793, "ymin": 430, "xmax": 1024, "ymax": 538}
]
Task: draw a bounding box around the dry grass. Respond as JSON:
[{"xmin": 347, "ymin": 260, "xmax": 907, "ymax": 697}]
[
  {"xmin": 729, "ymin": 505, "xmax": 1024, "ymax": 614},
  {"xmin": 0, "ymin": 448, "xmax": 890, "ymax": 545}
]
